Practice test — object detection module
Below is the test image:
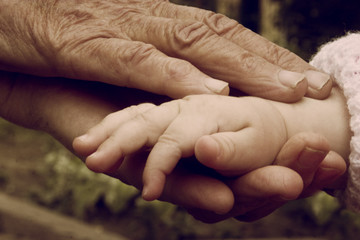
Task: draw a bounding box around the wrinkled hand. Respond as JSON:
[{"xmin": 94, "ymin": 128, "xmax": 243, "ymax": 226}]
[
  {"xmin": 1, "ymin": 0, "xmax": 331, "ymax": 100},
  {"xmin": 108, "ymin": 132, "xmax": 346, "ymax": 223},
  {"xmin": 188, "ymin": 132, "xmax": 347, "ymax": 223}
]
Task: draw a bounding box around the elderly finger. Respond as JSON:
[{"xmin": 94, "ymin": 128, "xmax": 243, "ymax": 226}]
[
  {"xmin": 154, "ymin": 2, "xmax": 332, "ymax": 99},
  {"xmin": 190, "ymin": 165, "xmax": 304, "ymax": 223},
  {"xmin": 275, "ymin": 132, "xmax": 330, "ymax": 188},
  {"xmin": 230, "ymin": 166, "xmax": 303, "ymax": 221},
  {"xmin": 110, "ymin": 152, "xmax": 234, "ymax": 215},
  {"xmin": 122, "ymin": 13, "xmax": 307, "ymax": 102},
  {"xmin": 275, "ymin": 132, "xmax": 347, "ymax": 197},
  {"xmin": 64, "ymin": 38, "xmax": 228, "ymax": 98},
  {"xmin": 303, "ymin": 151, "xmax": 347, "ymax": 197},
  {"xmin": 162, "ymin": 172, "xmax": 234, "ymax": 215},
  {"xmin": 229, "ymin": 166, "xmax": 303, "ymax": 201}
]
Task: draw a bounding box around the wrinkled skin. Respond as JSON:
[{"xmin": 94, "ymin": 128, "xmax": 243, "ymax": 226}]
[{"xmin": 0, "ymin": 0, "xmax": 331, "ymax": 100}]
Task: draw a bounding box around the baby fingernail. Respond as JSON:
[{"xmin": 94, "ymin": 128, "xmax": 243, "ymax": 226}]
[
  {"xmin": 88, "ymin": 151, "xmax": 99, "ymax": 159},
  {"xmin": 204, "ymin": 78, "xmax": 229, "ymax": 95},
  {"xmin": 76, "ymin": 134, "xmax": 89, "ymax": 142},
  {"xmin": 142, "ymin": 187, "xmax": 151, "ymax": 200},
  {"xmin": 278, "ymin": 70, "xmax": 306, "ymax": 89},
  {"xmin": 305, "ymin": 70, "xmax": 331, "ymax": 90}
]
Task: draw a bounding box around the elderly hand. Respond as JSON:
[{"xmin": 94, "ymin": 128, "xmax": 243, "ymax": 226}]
[
  {"xmin": 188, "ymin": 133, "xmax": 347, "ymax": 223},
  {"xmin": 1, "ymin": 0, "xmax": 330, "ymax": 100},
  {"xmin": 110, "ymin": 132, "xmax": 346, "ymax": 222}
]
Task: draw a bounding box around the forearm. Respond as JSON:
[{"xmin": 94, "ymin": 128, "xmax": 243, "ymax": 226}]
[{"xmin": 0, "ymin": 71, "xmax": 167, "ymax": 151}]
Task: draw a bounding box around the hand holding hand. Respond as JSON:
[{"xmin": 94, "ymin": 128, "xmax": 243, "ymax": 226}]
[
  {"xmin": 189, "ymin": 133, "xmax": 347, "ymax": 223},
  {"xmin": 107, "ymin": 132, "xmax": 346, "ymax": 223},
  {"xmin": 73, "ymin": 94, "xmax": 290, "ymax": 201},
  {"xmin": 0, "ymin": 72, "xmax": 346, "ymax": 223}
]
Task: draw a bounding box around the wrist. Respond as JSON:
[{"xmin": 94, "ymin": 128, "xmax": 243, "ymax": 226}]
[{"xmin": 275, "ymin": 88, "xmax": 351, "ymax": 162}]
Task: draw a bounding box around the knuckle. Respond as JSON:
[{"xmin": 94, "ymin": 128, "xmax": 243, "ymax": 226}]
[
  {"xmin": 158, "ymin": 134, "xmax": 181, "ymax": 147},
  {"xmin": 114, "ymin": 42, "xmax": 157, "ymax": 88},
  {"xmin": 109, "ymin": 7, "xmax": 144, "ymax": 26},
  {"xmin": 157, "ymin": 60, "xmax": 195, "ymax": 97},
  {"xmin": 203, "ymin": 12, "xmax": 239, "ymax": 36},
  {"xmin": 124, "ymin": 42, "xmax": 157, "ymax": 66},
  {"xmin": 102, "ymin": 112, "xmax": 117, "ymax": 123},
  {"xmin": 263, "ymin": 44, "xmax": 282, "ymax": 65},
  {"xmin": 163, "ymin": 59, "xmax": 193, "ymax": 81},
  {"xmin": 135, "ymin": 110, "xmax": 154, "ymax": 126},
  {"xmin": 173, "ymin": 21, "xmax": 215, "ymax": 49},
  {"xmin": 269, "ymin": 46, "xmax": 304, "ymax": 71},
  {"xmin": 157, "ymin": 135, "xmax": 183, "ymax": 158},
  {"xmin": 239, "ymin": 51, "xmax": 263, "ymax": 73},
  {"xmin": 127, "ymin": 103, "xmax": 154, "ymax": 119},
  {"xmin": 104, "ymin": 103, "xmax": 155, "ymax": 124},
  {"xmin": 137, "ymin": 103, "xmax": 157, "ymax": 112}
]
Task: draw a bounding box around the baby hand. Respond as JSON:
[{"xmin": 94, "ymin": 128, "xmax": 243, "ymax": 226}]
[{"xmin": 73, "ymin": 95, "xmax": 288, "ymax": 201}]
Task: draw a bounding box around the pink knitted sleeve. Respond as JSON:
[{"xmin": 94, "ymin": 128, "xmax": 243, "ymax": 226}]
[{"xmin": 310, "ymin": 33, "xmax": 360, "ymax": 212}]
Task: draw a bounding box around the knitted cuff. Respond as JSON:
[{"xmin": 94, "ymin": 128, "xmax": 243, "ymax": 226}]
[{"xmin": 310, "ymin": 33, "xmax": 360, "ymax": 212}]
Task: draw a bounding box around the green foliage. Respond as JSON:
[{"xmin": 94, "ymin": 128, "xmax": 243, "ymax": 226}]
[
  {"xmin": 305, "ymin": 191, "xmax": 341, "ymax": 226},
  {"xmin": 29, "ymin": 147, "xmax": 249, "ymax": 239},
  {"xmin": 31, "ymin": 148, "xmax": 139, "ymax": 218}
]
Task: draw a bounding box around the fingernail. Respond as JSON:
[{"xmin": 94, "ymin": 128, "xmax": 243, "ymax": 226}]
[
  {"xmin": 87, "ymin": 151, "xmax": 99, "ymax": 161},
  {"xmin": 298, "ymin": 147, "xmax": 327, "ymax": 169},
  {"xmin": 304, "ymin": 70, "xmax": 331, "ymax": 90},
  {"xmin": 204, "ymin": 78, "xmax": 229, "ymax": 95},
  {"xmin": 142, "ymin": 187, "xmax": 151, "ymax": 201},
  {"xmin": 316, "ymin": 167, "xmax": 343, "ymax": 182},
  {"xmin": 278, "ymin": 70, "xmax": 306, "ymax": 89},
  {"xmin": 76, "ymin": 134, "xmax": 88, "ymax": 142}
]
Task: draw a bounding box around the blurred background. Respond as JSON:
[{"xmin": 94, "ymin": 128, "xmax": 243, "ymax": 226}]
[
  {"xmin": 1, "ymin": 0, "xmax": 360, "ymax": 239},
  {"xmin": 172, "ymin": 0, "xmax": 360, "ymax": 61}
]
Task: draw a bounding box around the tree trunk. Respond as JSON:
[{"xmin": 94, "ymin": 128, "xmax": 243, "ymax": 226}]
[
  {"xmin": 259, "ymin": 0, "xmax": 287, "ymax": 48},
  {"xmin": 216, "ymin": 0, "xmax": 242, "ymax": 20}
]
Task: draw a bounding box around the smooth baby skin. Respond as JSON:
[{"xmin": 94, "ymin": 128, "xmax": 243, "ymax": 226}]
[{"xmin": 74, "ymin": 88, "xmax": 351, "ymax": 201}]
